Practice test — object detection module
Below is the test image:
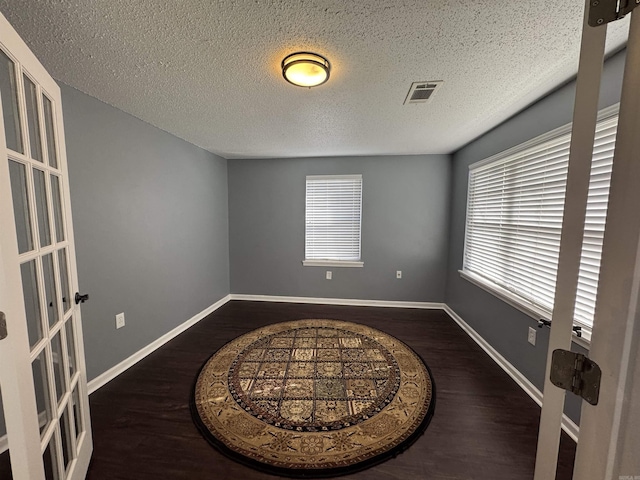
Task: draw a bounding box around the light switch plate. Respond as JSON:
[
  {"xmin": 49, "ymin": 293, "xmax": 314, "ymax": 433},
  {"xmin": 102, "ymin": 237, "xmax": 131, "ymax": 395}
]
[
  {"xmin": 326, "ymin": 271, "xmax": 332, "ymax": 280},
  {"xmin": 116, "ymin": 312, "xmax": 126, "ymax": 329},
  {"xmin": 528, "ymin": 327, "xmax": 536, "ymax": 346}
]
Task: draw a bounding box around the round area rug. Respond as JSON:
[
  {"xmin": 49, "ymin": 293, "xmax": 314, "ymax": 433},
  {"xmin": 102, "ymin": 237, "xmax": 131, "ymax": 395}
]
[{"xmin": 191, "ymin": 319, "xmax": 435, "ymax": 478}]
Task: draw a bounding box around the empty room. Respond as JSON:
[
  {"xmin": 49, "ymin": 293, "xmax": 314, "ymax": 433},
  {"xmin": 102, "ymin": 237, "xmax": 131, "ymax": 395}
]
[{"xmin": 1, "ymin": 1, "xmax": 640, "ymax": 479}]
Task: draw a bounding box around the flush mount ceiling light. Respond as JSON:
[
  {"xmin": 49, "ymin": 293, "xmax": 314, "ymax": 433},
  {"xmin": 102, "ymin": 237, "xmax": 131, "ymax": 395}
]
[{"xmin": 281, "ymin": 52, "xmax": 331, "ymax": 87}]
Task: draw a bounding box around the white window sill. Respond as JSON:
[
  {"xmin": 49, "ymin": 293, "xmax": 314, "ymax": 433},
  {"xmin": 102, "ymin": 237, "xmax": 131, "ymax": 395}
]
[
  {"xmin": 459, "ymin": 270, "xmax": 590, "ymax": 349},
  {"xmin": 302, "ymin": 260, "xmax": 364, "ymax": 268}
]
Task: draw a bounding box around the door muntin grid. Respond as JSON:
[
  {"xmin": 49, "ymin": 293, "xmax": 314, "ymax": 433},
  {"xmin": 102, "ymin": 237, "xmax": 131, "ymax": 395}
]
[{"xmin": 2, "ymin": 41, "xmax": 84, "ymax": 479}]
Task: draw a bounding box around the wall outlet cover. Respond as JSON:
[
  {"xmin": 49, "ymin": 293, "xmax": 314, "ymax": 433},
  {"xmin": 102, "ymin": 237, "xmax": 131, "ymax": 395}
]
[
  {"xmin": 528, "ymin": 326, "xmax": 536, "ymax": 346},
  {"xmin": 326, "ymin": 271, "xmax": 332, "ymax": 280},
  {"xmin": 116, "ymin": 312, "xmax": 126, "ymax": 329}
]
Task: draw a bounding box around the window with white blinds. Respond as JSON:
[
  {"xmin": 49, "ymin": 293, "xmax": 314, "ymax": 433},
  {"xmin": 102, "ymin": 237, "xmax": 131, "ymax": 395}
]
[
  {"xmin": 304, "ymin": 175, "xmax": 363, "ymax": 265},
  {"xmin": 463, "ymin": 110, "xmax": 618, "ymax": 333}
]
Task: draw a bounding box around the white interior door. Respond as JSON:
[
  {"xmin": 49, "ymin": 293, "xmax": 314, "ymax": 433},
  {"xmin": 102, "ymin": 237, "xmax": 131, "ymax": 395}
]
[
  {"xmin": 534, "ymin": 3, "xmax": 640, "ymax": 479},
  {"xmin": 0, "ymin": 11, "xmax": 93, "ymax": 480},
  {"xmin": 572, "ymin": 8, "xmax": 640, "ymax": 479},
  {"xmin": 533, "ymin": 0, "xmax": 607, "ymax": 477}
]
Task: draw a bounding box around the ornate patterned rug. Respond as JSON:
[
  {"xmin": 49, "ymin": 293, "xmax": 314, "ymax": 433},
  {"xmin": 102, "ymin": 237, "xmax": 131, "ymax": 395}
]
[{"xmin": 191, "ymin": 319, "xmax": 435, "ymax": 478}]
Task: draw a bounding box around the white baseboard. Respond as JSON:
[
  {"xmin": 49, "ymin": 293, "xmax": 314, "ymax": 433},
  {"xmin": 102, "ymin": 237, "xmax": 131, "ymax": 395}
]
[
  {"xmin": 1, "ymin": 295, "xmax": 578, "ymax": 458},
  {"xmin": 86, "ymin": 294, "xmax": 438, "ymax": 395},
  {"xmin": 230, "ymin": 295, "xmax": 581, "ymax": 439},
  {"xmin": 83, "ymin": 294, "xmax": 578, "ymax": 441},
  {"xmin": 87, "ymin": 294, "xmax": 231, "ymax": 394},
  {"xmin": 442, "ymin": 305, "xmax": 579, "ymax": 442},
  {"xmin": 229, "ymin": 294, "xmax": 445, "ymax": 310}
]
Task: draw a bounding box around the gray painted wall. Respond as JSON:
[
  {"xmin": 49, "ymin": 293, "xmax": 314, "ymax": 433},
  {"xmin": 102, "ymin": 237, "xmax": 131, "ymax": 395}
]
[
  {"xmin": 445, "ymin": 50, "xmax": 627, "ymax": 423},
  {"xmin": 229, "ymin": 155, "xmax": 450, "ymax": 302},
  {"xmin": 60, "ymin": 84, "xmax": 230, "ymax": 382}
]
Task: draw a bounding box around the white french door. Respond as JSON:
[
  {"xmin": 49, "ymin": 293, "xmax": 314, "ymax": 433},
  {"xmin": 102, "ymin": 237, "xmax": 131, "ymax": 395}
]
[
  {"xmin": 534, "ymin": 1, "xmax": 640, "ymax": 479},
  {"xmin": 0, "ymin": 11, "xmax": 92, "ymax": 480}
]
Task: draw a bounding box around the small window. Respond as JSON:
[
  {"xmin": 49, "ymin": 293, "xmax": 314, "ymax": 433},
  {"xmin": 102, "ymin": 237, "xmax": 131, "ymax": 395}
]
[{"xmin": 303, "ymin": 175, "xmax": 363, "ymax": 267}]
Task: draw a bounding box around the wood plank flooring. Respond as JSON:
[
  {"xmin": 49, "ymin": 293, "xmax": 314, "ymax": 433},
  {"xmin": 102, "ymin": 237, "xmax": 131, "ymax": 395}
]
[
  {"xmin": 82, "ymin": 301, "xmax": 575, "ymax": 480},
  {"xmin": 83, "ymin": 301, "xmax": 572, "ymax": 478}
]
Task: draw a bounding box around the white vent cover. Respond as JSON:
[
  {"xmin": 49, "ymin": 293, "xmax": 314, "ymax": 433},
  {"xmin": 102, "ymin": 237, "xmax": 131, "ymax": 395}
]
[{"xmin": 404, "ymin": 81, "xmax": 443, "ymax": 105}]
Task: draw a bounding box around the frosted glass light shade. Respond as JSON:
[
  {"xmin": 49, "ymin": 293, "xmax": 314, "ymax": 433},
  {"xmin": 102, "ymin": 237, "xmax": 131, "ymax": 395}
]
[{"xmin": 282, "ymin": 52, "xmax": 330, "ymax": 87}]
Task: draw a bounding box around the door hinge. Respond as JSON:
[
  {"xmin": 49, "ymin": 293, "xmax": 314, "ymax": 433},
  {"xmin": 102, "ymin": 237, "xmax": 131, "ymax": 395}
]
[
  {"xmin": 550, "ymin": 349, "xmax": 601, "ymax": 405},
  {"xmin": 589, "ymin": 0, "xmax": 640, "ymax": 27},
  {"xmin": 0, "ymin": 311, "xmax": 7, "ymax": 340}
]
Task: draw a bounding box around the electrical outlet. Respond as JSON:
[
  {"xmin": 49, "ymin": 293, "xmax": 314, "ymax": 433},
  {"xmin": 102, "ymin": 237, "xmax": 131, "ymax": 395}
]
[
  {"xmin": 396, "ymin": 270, "xmax": 402, "ymax": 279},
  {"xmin": 116, "ymin": 312, "xmax": 126, "ymax": 329},
  {"xmin": 326, "ymin": 271, "xmax": 332, "ymax": 280},
  {"xmin": 528, "ymin": 326, "xmax": 536, "ymax": 346}
]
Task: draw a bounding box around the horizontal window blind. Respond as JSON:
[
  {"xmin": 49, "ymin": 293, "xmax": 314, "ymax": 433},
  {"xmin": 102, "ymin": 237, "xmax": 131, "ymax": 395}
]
[
  {"xmin": 574, "ymin": 116, "xmax": 617, "ymax": 329},
  {"xmin": 305, "ymin": 175, "xmax": 362, "ymax": 261},
  {"xmin": 464, "ymin": 113, "xmax": 617, "ymax": 332}
]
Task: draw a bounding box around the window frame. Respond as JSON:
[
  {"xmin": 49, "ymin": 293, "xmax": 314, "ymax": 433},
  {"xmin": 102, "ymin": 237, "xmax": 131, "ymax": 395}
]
[
  {"xmin": 303, "ymin": 174, "xmax": 364, "ymax": 268},
  {"xmin": 460, "ymin": 104, "xmax": 620, "ymax": 347}
]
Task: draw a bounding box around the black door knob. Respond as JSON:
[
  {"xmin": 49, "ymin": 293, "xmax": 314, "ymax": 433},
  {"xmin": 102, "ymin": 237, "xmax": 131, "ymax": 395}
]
[{"xmin": 75, "ymin": 292, "xmax": 89, "ymax": 305}]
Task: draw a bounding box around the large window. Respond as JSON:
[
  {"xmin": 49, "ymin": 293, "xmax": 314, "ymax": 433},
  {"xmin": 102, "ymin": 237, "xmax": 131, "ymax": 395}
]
[
  {"xmin": 304, "ymin": 174, "xmax": 363, "ymax": 267},
  {"xmin": 462, "ymin": 108, "xmax": 618, "ymax": 336}
]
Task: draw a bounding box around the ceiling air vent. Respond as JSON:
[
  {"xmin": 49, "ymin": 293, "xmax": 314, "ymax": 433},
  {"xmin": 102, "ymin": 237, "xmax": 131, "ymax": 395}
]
[{"xmin": 404, "ymin": 81, "xmax": 443, "ymax": 105}]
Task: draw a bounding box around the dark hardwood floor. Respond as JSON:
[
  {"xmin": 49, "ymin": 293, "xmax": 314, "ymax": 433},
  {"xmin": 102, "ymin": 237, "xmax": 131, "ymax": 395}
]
[
  {"xmin": 0, "ymin": 450, "xmax": 10, "ymax": 479},
  {"xmin": 84, "ymin": 301, "xmax": 575, "ymax": 479}
]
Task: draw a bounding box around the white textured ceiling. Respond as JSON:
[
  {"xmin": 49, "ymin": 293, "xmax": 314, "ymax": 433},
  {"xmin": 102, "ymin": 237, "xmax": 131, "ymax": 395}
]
[{"xmin": 0, "ymin": 1, "xmax": 630, "ymax": 159}]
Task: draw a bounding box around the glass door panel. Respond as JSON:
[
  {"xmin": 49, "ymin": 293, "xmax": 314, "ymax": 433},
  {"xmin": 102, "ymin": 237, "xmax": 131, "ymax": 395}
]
[
  {"xmin": 0, "ymin": 49, "xmax": 23, "ymax": 154},
  {"xmin": 20, "ymin": 260, "xmax": 43, "ymax": 350},
  {"xmin": 42, "ymin": 95, "xmax": 58, "ymax": 169},
  {"xmin": 50, "ymin": 176, "xmax": 65, "ymax": 243},
  {"xmin": 71, "ymin": 386, "xmax": 83, "ymax": 446},
  {"xmin": 59, "ymin": 407, "xmax": 74, "ymax": 474},
  {"xmin": 57, "ymin": 249, "xmax": 70, "ymax": 315},
  {"xmin": 50, "ymin": 332, "xmax": 66, "ymax": 406},
  {"xmin": 41, "ymin": 254, "xmax": 59, "ymax": 328},
  {"xmin": 42, "ymin": 434, "xmax": 60, "ymax": 480},
  {"xmin": 31, "ymin": 350, "xmax": 53, "ymax": 436},
  {"xmin": 33, "ymin": 168, "xmax": 52, "ymax": 248},
  {"xmin": 8, "ymin": 160, "xmax": 34, "ymax": 253},
  {"xmin": 64, "ymin": 319, "xmax": 76, "ymax": 378},
  {"xmin": 23, "ymin": 74, "xmax": 42, "ymax": 162}
]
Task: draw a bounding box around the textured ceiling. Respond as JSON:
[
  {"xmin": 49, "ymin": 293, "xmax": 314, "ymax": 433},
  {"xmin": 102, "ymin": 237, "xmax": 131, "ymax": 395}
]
[{"xmin": 0, "ymin": 1, "xmax": 630, "ymax": 159}]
